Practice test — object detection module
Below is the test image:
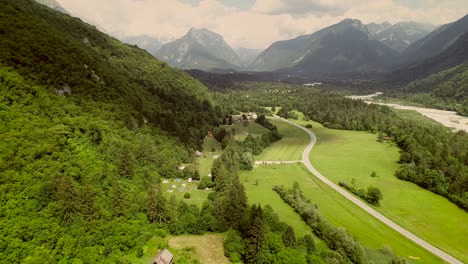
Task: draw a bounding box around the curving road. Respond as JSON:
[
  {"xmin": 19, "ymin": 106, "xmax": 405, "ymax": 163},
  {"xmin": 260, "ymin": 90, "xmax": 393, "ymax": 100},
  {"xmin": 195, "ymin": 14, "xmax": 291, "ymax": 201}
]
[{"xmin": 279, "ymin": 117, "xmax": 462, "ymax": 264}]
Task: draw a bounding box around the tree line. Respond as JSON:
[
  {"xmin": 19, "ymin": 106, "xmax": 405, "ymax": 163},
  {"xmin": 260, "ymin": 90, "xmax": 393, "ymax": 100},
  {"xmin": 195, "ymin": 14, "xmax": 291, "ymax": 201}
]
[{"xmin": 213, "ymin": 82, "xmax": 468, "ymax": 211}]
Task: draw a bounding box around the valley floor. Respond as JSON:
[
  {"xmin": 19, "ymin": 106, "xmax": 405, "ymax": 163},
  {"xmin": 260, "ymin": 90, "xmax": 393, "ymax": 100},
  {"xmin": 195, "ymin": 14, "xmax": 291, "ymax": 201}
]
[{"xmin": 241, "ymin": 115, "xmax": 467, "ymax": 263}]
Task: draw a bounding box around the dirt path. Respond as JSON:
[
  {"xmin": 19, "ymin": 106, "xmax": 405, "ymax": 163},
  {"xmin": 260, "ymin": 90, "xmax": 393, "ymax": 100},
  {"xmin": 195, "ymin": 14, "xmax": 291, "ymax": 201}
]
[{"xmin": 280, "ymin": 117, "xmax": 462, "ymax": 264}]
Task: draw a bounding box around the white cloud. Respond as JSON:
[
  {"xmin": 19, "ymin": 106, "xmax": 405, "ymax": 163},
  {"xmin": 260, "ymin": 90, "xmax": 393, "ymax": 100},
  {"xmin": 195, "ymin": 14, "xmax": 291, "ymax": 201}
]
[{"xmin": 58, "ymin": 0, "xmax": 468, "ymax": 49}]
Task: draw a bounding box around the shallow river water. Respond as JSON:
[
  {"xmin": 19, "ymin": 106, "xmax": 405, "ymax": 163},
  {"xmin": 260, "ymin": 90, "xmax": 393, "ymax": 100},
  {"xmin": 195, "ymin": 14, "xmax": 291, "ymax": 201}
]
[{"xmin": 347, "ymin": 93, "xmax": 468, "ymax": 132}]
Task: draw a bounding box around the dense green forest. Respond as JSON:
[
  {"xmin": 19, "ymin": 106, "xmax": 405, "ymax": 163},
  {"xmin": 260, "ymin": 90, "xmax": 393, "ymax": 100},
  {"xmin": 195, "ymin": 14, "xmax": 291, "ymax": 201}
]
[
  {"xmin": 0, "ymin": 0, "xmax": 221, "ymax": 262},
  {"xmin": 0, "ymin": 0, "xmax": 218, "ymax": 147},
  {"xmin": 388, "ymin": 64, "xmax": 468, "ymax": 116},
  {"xmin": 213, "ymin": 82, "xmax": 468, "ymax": 211}
]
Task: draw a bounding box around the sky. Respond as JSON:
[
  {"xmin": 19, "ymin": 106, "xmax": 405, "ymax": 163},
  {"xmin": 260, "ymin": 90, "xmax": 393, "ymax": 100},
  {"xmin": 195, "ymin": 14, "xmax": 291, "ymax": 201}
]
[{"xmin": 58, "ymin": 0, "xmax": 468, "ymax": 49}]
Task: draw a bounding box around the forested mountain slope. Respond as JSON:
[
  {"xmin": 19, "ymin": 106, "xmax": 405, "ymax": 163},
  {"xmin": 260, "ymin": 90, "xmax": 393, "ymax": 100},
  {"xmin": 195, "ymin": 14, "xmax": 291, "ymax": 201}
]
[
  {"xmin": 400, "ymin": 14, "xmax": 468, "ymax": 65},
  {"xmin": 385, "ymin": 29, "xmax": 468, "ymax": 115},
  {"xmin": 0, "ymin": 0, "xmax": 217, "ymax": 147},
  {"xmin": 0, "ymin": 0, "xmax": 219, "ymax": 262}
]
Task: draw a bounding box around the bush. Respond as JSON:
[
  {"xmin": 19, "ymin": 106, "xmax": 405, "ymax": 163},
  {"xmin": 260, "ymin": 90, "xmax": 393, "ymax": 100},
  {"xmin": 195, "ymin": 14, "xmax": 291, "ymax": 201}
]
[
  {"xmin": 305, "ymin": 124, "xmax": 313, "ymax": 128},
  {"xmin": 184, "ymin": 193, "xmax": 191, "ymax": 199},
  {"xmin": 366, "ymin": 186, "xmax": 383, "ymax": 205}
]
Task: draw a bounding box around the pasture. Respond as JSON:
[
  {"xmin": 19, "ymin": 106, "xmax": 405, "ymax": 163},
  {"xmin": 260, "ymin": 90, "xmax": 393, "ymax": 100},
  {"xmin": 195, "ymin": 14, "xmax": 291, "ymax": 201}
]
[{"xmin": 305, "ymin": 116, "xmax": 468, "ymax": 263}]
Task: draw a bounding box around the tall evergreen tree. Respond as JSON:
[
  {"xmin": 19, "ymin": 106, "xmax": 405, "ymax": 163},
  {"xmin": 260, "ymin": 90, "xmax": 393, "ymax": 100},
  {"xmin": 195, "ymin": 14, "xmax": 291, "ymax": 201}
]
[
  {"xmin": 244, "ymin": 205, "xmax": 267, "ymax": 264},
  {"xmin": 147, "ymin": 183, "xmax": 169, "ymax": 224},
  {"xmin": 282, "ymin": 226, "xmax": 296, "ymax": 247}
]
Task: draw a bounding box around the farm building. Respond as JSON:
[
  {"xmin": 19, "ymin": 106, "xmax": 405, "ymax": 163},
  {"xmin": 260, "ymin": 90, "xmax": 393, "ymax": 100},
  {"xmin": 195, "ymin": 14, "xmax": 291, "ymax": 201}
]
[{"xmin": 153, "ymin": 248, "xmax": 174, "ymax": 264}]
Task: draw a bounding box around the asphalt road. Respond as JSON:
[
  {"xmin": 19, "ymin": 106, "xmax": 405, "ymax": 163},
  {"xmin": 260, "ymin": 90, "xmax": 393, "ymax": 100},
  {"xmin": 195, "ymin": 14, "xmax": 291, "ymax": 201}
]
[{"xmin": 281, "ymin": 117, "xmax": 462, "ymax": 264}]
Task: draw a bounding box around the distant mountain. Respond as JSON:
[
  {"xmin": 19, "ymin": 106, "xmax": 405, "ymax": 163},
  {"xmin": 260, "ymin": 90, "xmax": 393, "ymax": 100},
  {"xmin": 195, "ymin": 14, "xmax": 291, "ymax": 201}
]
[
  {"xmin": 373, "ymin": 22, "xmax": 435, "ymax": 52},
  {"xmin": 155, "ymin": 28, "xmax": 241, "ymax": 71},
  {"xmin": 367, "ymin": 22, "xmax": 392, "ymax": 36},
  {"xmin": 400, "ymin": 14, "xmax": 468, "ymax": 65},
  {"xmin": 235, "ymin": 48, "xmax": 262, "ymax": 67},
  {"xmin": 120, "ymin": 35, "xmax": 162, "ymax": 56},
  {"xmin": 251, "ymin": 19, "xmax": 399, "ymax": 74},
  {"xmin": 388, "ymin": 29, "xmax": 468, "ymax": 83},
  {"xmin": 34, "ymin": 0, "xmax": 68, "ymax": 13}
]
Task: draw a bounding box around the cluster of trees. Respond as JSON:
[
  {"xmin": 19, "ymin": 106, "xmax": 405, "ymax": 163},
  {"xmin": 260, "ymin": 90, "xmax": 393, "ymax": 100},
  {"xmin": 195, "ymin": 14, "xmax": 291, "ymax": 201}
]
[
  {"xmin": 0, "ymin": 66, "xmax": 201, "ymax": 262},
  {"xmin": 213, "ymin": 82, "xmax": 467, "ymax": 211},
  {"xmin": 273, "ymin": 184, "xmax": 368, "ymax": 263},
  {"xmin": 240, "ymin": 115, "xmax": 283, "ymax": 167},
  {"xmin": 339, "ymin": 181, "xmax": 383, "ymax": 206},
  {"xmin": 206, "ymin": 142, "xmax": 328, "ymax": 263}
]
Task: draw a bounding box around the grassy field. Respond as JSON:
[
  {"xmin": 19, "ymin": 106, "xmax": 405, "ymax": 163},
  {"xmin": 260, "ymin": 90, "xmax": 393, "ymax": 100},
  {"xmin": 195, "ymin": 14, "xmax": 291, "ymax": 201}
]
[
  {"xmin": 303, "ymin": 117, "xmax": 468, "ymax": 263},
  {"xmin": 161, "ymin": 178, "xmax": 210, "ymax": 207},
  {"xmin": 239, "ymin": 164, "xmax": 442, "ymax": 263},
  {"xmin": 224, "ymin": 119, "xmax": 270, "ymax": 141},
  {"xmin": 255, "ymin": 118, "xmax": 307, "ymax": 161},
  {"xmin": 169, "ymin": 234, "xmax": 230, "ymax": 264},
  {"xmin": 124, "ymin": 234, "xmax": 229, "ymax": 264}
]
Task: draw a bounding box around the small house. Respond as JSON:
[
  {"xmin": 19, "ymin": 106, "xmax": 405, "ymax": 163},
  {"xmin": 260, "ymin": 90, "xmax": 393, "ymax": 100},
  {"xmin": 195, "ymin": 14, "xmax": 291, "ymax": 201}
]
[
  {"xmin": 153, "ymin": 248, "xmax": 174, "ymax": 264},
  {"xmin": 187, "ymin": 178, "xmax": 192, "ymax": 183},
  {"xmin": 196, "ymin": 150, "xmax": 203, "ymax": 157}
]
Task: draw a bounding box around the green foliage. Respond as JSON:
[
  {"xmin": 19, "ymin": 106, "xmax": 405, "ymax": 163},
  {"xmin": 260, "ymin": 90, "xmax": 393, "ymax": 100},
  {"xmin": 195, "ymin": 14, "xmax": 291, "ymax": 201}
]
[
  {"xmin": 366, "ymin": 186, "xmax": 383, "ymax": 205},
  {"xmin": 281, "ymin": 226, "xmax": 296, "ymax": 248},
  {"xmin": 223, "ymin": 229, "xmax": 246, "ymax": 262},
  {"xmin": 215, "ymin": 82, "xmax": 468, "ymax": 211},
  {"xmin": 0, "ymin": 0, "xmax": 218, "ymax": 148},
  {"xmin": 273, "ymin": 184, "xmax": 367, "ymax": 263},
  {"xmin": 339, "ymin": 181, "xmax": 383, "ymax": 206},
  {"xmin": 184, "ymin": 193, "xmax": 191, "ymax": 199},
  {"xmin": 400, "ymin": 64, "xmax": 468, "ymax": 116}
]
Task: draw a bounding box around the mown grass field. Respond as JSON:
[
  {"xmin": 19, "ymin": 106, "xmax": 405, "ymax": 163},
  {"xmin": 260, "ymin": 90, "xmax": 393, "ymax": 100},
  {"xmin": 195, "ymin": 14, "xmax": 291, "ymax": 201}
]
[
  {"xmin": 255, "ymin": 118, "xmax": 306, "ymax": 161},
  {"xmin": 239, "ymin": 164, "xmax": 442, "ymax": 263},
  {"xmin": 302, "ymin": 115, "xmax": 468, "ymax": 263},
  {"xmin": 169, "ymin": 234, "xmax": 230, "ymax": 264},
  {"xmin": 125, "ymin": 234, "xmax": 229, "ymax": 264}
]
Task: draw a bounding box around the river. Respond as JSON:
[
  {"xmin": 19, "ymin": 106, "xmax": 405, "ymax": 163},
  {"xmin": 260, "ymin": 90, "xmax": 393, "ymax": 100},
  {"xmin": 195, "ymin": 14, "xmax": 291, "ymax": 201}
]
[{"xmin": 347, "ymin": 93, "xmax": 468, "ymax": 132}]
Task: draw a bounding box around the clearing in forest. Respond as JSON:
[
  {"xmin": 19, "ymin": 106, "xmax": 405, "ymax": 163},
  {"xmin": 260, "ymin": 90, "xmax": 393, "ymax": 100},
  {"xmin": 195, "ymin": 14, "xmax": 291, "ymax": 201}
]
[{"xmin": 169, "ymin": 234, "xmax": 231, "ymax": 264}]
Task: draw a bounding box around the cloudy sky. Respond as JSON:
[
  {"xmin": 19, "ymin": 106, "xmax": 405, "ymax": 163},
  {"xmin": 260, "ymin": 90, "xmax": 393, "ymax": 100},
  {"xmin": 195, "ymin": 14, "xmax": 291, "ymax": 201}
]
[{"xmin": 58, "ymin": 0, "xmax": 468, "ymax": 49}]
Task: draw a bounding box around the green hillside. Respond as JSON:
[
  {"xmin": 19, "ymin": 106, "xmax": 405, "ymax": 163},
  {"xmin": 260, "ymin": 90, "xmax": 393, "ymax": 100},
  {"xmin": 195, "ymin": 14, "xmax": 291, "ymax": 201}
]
[
  {"xmin": 0, "ymin": 0, "xmax": 217, "ymax": 147},
  {"xmin": 401, "ymin": 64, "xmax": 468, "ymax": 115},
  {"xmin": 0, "ymin": 0, "xmax": 220, "ymax": 262}
]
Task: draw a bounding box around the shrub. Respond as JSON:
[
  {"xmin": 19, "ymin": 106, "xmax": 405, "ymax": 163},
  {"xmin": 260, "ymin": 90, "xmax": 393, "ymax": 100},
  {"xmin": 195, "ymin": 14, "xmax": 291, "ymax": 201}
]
[
  {"xmin": 184, "ymin": 193, "xmax": 191, "ymax": 199},
  {"xmin": 305, "ymin": 124, "xmax": 313, "ymax": 128}
]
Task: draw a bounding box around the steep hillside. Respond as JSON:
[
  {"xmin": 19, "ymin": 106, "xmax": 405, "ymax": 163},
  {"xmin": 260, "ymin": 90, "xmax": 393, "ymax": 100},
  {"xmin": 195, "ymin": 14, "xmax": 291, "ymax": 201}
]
[
  {"xmin": 250, "ymin": 19, "xmax": 399, "ymax": 74},
  {"xmin": 374, "ymin": 22, "xmax": 435, "ymax": 52},
  {"xmin": 0, "ymin": 0, "xmax": 216, "ymax": 147},
  {"xmin": 120, "ymin": 35, "xmax": 162, "ymax": 57},
  {"xmin": 0, "ymin": 0, "xmax": 220, "ymax": 263},
  {"xmin": 155, "ymin": 28, "xmax": 241, "ymax": 71},
  {"xmin": 400, "ymin": 14, "xmax": 468, "ymax": 65},
  {"xmin": 388, "ymin": 30, "xmax": 468, "ymax": 83},
  {"xmin": 34, "ymin": 0, "xmax": 68, "ymax": 13}
]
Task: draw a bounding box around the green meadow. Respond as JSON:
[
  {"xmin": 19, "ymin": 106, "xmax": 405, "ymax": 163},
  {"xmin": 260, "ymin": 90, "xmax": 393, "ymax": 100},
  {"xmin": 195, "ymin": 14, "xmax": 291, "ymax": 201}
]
[
  {"xmin": 239, "ymin": 113, "xmax": 468, "ymax": 263},
  {"xmin": 255, "ymin": 118, "xmax": 306, "ymax": 161},
  {"xmin": 304, "ymin": 116, "xmax": 468, "ymax": 263},
  {"xmin": 239, "ymin": 164, "xmax": 442, "ymax": 263}
]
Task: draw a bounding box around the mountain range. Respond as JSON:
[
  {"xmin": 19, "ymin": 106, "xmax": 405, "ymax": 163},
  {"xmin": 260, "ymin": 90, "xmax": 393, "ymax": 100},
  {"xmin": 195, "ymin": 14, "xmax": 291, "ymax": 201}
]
[
  {"xmin": 155, "ymin": 28, "xmax": 241, "ymax": 71},
  {"xmin": 250, "ymin": 19, "xmax": 401, "ymax": 73}
]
